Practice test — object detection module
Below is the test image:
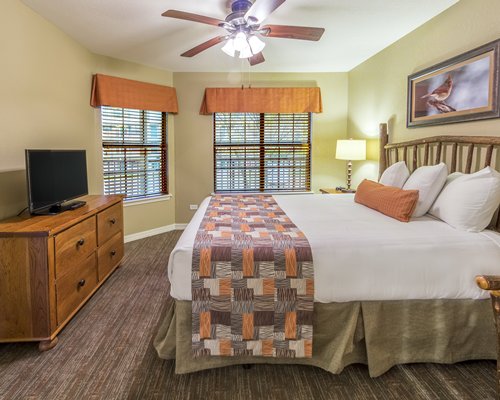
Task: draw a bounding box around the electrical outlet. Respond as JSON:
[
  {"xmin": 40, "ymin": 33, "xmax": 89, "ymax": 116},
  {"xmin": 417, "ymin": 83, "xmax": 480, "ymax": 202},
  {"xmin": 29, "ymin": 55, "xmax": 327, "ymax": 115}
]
[{"xmin": 189, "ymin": 204, "xmax": 198, "ymax": 210}]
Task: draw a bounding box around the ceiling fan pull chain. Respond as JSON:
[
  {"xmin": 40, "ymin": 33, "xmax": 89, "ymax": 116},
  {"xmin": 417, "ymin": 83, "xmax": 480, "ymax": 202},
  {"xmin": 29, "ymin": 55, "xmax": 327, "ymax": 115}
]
[
  {"xmin": 241, "ymin": 57, "xmax": 244, "ymax": 89},
  {"xmin": 248, "ymin": 62, "xmax": 252, "ymax": 89}
]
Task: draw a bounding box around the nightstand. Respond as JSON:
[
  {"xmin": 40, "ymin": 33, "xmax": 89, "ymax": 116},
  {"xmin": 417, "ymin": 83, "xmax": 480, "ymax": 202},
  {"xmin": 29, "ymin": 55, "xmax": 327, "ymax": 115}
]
[{"xmin": 319, "ymin": 188, "xmax": 355, "ymax": 194}]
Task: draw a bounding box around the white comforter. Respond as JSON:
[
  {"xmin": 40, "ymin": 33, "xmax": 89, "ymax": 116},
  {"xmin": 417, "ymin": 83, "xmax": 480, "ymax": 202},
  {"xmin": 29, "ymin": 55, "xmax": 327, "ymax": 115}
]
[{"xmin": 168, "ymin": 194, "xmax": 500, "ymax": 302}]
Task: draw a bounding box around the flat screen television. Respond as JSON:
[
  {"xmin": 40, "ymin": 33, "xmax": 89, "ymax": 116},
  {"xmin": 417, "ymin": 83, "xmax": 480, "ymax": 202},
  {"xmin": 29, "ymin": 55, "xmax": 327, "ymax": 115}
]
[{"xmin": 25, "ymin": 149, "xmax": 88, "ymax": 215}]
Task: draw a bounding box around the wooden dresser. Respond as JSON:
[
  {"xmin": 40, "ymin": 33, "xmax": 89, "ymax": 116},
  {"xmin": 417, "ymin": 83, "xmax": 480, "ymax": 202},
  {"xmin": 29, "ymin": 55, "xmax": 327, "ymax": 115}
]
[{"xmin": 0, "ymin": 195, "xmax": 124, "ymax": 350}]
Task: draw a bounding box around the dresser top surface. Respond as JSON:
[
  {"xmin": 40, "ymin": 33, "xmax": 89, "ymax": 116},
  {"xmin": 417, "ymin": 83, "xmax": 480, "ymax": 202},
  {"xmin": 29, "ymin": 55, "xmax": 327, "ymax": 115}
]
[{"xmin": 0, "ymin": 195, "xmax": 123, "ymax": 237}]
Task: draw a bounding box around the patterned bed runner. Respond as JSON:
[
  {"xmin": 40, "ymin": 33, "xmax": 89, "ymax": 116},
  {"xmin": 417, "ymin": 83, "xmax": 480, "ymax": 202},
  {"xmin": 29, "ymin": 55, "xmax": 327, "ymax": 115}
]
[{"xmin": 192, "ymin": 194, "xmax": 314, "ymax": 358}]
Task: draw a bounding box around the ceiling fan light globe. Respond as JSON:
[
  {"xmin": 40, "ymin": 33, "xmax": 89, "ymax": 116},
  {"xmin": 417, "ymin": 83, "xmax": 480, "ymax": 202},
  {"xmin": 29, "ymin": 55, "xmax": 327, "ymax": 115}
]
[
  {"xmin": 248, "ymin": 35, "xmax": 265, "ymax": 54},
  {"xmin": 239, "ymin": 44, "xmax": 253, "ymax": 59},
  {"xmin": 221, "ymin": 39, "xmax": 236, "ymax": 57},
  {"xmin": 233, "ymin": 31, "xmax": 248, "ymax": 52}
]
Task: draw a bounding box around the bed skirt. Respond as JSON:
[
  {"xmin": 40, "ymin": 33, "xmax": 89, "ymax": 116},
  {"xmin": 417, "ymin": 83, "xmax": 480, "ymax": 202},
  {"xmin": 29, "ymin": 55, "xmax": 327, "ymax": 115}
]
[{"xmin": 153, "ymin": 299, "xmax": 496, "ymax": 377}]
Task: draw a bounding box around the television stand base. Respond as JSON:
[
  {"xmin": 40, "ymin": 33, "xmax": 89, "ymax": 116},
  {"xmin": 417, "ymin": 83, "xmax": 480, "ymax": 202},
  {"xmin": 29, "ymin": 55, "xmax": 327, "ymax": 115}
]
[
  {"xmin": 33, "ymin": 200, "xmax": 87, "ymax": 215},
  {"xmin": 65, "ymin": 200, "xmax": 87, "ymax": 210}
]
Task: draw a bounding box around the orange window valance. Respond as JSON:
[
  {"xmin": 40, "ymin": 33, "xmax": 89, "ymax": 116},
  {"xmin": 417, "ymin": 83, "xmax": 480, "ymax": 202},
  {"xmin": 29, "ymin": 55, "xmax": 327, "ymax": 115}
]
[
  {"xmin": 199, "ymin": 87, "xmax": 322, "ymax": 115},
  {"xmin": 90, "ymin": 74, "xmax": 179, "ymax": 113}
]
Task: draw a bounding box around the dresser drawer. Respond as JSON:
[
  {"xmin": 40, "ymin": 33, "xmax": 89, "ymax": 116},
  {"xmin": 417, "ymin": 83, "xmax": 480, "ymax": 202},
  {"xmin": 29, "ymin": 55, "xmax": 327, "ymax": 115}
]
[
  {"xmin": 56, "ymin": 254, "xmax": 98, "ymax": 325},
  {"xmin": 97, "ymin": 231, "xmax": 124, "ymax": 281},
  {"xmin": 97, "ymin": 203, "xmax": 123, "ymax": 246},
  {"xmin": 55, "ymin": 217, "xmax": 97, "ymax": 278}
]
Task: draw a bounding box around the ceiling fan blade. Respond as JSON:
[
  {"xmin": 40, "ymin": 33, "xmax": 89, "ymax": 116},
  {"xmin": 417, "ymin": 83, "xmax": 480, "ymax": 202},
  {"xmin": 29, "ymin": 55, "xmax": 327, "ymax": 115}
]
[
  {"xmin": 249, "ymin": 52, "xmax": 265, "ymax": 66},
  {"xmin": 261, "ymin": 25, "xmax": 325, "ymax": 41},
  {"xmin": 181, "ymin": 36, "xmax": 227, "ymax": 57},
  {"xmin": 162, "ymin": 10, "xmax": 226, "ymax": 27},
  {"xmin": 244, "ymin": 0, "xmax": 286, "ymax": 24}
]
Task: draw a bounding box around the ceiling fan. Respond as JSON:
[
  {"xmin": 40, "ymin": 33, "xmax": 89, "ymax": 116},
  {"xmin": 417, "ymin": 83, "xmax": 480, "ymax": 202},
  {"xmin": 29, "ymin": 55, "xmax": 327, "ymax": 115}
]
[{"xmin": 162, "ymin": 0, "xmax": 325, "ymax": 66}]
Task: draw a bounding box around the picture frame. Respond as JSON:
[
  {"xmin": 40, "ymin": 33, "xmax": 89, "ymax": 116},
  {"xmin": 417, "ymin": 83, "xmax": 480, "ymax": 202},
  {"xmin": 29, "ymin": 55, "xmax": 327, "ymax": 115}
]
[{"xmin": 407, "ymin": 39, "xmax": 500, "ymax": 128}]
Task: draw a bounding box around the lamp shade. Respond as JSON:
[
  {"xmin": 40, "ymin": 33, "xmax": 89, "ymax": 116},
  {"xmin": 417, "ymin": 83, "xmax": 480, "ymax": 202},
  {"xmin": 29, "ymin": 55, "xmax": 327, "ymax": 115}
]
[
  {"xmin": 233, "ymin": 32, "xmax": 248, "ymax": 52},
  {"xmin": 221, "ymin": 39, "xmax": 236, "ymax": 57},
  {"xmin": 239, "ymin": 44, "xmax": 253, "ymax": 59},
  {"xmin": 248, "ymin": 35, "xmax": 265, "ymax": 54},
  {"xmin": 336, "ymin": 139, "xmax": 366, "ymax": 160}
]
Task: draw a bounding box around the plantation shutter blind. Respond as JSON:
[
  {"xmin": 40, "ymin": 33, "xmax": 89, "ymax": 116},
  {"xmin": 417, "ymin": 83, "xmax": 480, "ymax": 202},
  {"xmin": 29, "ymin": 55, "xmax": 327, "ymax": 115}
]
[
  {"xmin": 263, "ymin": 113, "xmax": 311, "ymax": 191},
  {"xmin": 101, "ymin": 107, "xmax": 167, "ymax": 199},
  {"xmin": 214, "ymin": 113, "xmax": 311, "ymax": 192}
]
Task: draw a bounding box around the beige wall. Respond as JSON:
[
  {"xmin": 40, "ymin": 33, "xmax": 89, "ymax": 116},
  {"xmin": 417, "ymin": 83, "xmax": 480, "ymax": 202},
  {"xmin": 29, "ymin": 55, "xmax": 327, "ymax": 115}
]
[
  {"xmin": 0, "ymin": 0, "xmax": 175, "ymax": 235},
  {"xmin": 0, "ymin": 0, "xmax": 95, "ymax": 219},
  {"xmin": 5, "ymin": 0, "xmax": 500, "ymax": 231},
  {"xmin": 348, "ymin": 0, "xmax": 500, "ymax": 185},
  {"xmin": 173, "ymin": 72, "xmax": 349, "ymax": 223}
]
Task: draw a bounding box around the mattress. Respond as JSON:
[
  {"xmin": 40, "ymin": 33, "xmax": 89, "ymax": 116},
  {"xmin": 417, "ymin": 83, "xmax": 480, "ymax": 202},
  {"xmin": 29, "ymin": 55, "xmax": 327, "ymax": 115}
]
[{"xmin": 168, "ymin": 194, "xmax": 500, "ymax": 302}]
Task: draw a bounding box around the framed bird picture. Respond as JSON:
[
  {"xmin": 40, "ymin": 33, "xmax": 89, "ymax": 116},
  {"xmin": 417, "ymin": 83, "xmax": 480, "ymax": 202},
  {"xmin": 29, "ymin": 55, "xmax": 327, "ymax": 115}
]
[{"xmin": 407, "ymin": 38, "xmax": 500, "ymax": 127}]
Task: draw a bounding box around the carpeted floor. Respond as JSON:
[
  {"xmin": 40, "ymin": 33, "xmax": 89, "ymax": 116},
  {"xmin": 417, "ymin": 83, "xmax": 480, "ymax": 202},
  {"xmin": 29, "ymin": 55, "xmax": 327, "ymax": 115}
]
[{"xmin": 0, "ymin": 231, "xmax": 497, "ymax": 400}]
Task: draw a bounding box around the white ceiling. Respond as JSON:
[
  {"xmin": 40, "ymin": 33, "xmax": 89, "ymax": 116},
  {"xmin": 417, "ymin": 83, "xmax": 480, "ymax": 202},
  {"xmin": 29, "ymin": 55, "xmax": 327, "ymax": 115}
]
[{"xmin": 21, "ymin": 0, "xmax": 458, "ymax": 72}]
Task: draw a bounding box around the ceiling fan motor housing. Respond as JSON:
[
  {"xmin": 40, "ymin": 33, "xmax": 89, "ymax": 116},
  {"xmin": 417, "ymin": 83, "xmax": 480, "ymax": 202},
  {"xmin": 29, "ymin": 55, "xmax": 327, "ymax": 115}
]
[
  {"xmin": 231, "ymin": 0, "xmax": 253, "ymax": 13},
  {"xmin": 226, "ymin": 0, "xmax": 254, "ymax": 27}
]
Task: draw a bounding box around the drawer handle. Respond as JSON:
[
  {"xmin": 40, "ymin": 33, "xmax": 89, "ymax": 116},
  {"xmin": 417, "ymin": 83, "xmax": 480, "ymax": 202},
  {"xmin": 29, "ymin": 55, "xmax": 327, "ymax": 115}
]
[
  {"xmin": 77, "ymin": 238, "xmax": 85, "ymax": 247},
  {"xmin": 78, "ymin": 279, "xmax": 86, "ymax": 288},
  {"xmin": 111, "ymin": 250, "xmax": 117, "ymax": 257},
  {"xmin": 110, "ymin": 218, "xmax": 117, "ymax": 225}
]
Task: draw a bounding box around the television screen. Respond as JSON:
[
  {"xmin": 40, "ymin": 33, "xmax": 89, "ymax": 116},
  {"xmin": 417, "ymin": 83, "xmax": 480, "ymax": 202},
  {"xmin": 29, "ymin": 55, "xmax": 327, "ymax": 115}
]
[{"xmin": 26, "ymin": 150, "xmax": 88, "ymax": 214}]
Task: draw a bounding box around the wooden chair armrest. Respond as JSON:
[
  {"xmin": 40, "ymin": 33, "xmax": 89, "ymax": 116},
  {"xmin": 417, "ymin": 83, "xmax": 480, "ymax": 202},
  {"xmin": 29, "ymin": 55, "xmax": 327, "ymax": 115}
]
[
  {"xmin": 476, "ymin": 275, "xmax": 500, "ymax": 293},
  {"xmin": 476, "ymin": 274, "xmax": 500, "ymax": 397}
]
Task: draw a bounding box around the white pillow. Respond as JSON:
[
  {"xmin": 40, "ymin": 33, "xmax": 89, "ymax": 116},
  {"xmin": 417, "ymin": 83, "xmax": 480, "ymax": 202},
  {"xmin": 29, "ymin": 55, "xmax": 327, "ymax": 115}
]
[
  {"xmin": 429, "ymin": 166, "xmax": 500, "ymax": 232},
  {"xmin": 403, "ymin": 162, "xmax": 448, "ymax": 217},
  {"xmin": 379, "ymin": 161, "xmax": 410, "ymax": 188}
]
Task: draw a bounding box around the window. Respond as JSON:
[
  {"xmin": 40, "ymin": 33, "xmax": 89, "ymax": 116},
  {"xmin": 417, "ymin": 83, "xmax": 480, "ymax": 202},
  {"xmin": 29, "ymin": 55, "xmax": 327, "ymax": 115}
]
[
  {"xmin": 101, "ymin": 106, "xmax": 167, "ymax": 200},
  {"xmin": 214, "ymin": 113, "xmax": 311, "ymax": 192}
]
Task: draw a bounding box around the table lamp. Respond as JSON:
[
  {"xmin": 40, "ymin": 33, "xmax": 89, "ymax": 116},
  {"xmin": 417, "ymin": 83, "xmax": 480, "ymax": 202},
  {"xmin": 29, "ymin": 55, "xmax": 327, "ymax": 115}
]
[{"xmin": 335, "ymin": 139, "xmax": 366, "ymax": 192}]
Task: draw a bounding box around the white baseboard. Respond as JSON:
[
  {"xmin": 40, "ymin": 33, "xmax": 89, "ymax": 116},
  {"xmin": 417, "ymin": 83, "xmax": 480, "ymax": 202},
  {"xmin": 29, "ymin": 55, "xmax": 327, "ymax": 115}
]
[{"xmin": 124, "ymin": 223, "xmax": 186, "ymax": 243}]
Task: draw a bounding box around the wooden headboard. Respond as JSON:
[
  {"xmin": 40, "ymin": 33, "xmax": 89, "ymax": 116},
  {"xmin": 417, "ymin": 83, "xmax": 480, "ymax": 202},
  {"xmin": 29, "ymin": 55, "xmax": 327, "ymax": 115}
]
[{"xmin": 377, "ymin": 123, "xmax": 500, "ymax": 231}]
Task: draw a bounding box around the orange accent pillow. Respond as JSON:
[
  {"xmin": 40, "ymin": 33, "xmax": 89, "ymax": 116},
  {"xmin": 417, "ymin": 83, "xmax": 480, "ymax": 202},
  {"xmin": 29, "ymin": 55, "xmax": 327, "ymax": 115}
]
[{"xmin": 354, "ymin": 179, "xmax": 419, "ymax": 222}]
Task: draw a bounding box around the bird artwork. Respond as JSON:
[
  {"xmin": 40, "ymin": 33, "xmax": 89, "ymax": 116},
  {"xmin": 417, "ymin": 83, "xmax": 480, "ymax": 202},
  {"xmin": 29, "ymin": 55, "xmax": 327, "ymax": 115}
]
[{"xmin": 421, "ymin": 74, "xmax": 456, "ymax": 113}]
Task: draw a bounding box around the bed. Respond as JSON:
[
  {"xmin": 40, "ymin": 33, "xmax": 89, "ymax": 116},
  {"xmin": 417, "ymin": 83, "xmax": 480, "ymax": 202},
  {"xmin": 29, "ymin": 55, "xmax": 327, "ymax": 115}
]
[{"xmin": 154, "ymin": 125, "xmax": 500, "ymax": 376}]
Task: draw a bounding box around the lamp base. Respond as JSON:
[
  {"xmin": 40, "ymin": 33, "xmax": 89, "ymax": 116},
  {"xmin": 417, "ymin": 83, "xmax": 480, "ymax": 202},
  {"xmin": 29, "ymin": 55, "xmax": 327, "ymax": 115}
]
[{"xmin": 346, "ymin": 160, "xmax": 353, "ymax": 192}]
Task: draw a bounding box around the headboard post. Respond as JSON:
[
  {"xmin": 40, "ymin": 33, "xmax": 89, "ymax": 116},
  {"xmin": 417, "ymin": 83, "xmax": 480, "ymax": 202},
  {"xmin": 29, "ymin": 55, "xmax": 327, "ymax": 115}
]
[
  {"xmin": 382, "ymin": 134, "xmax": 500, "ymax": 232},
  {"xmin": 378, "ymin": 123, "xmax": 388, "ymax": 179}
]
